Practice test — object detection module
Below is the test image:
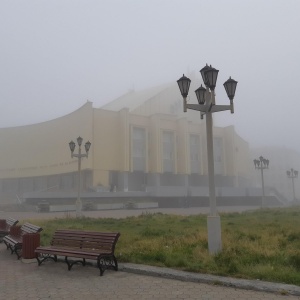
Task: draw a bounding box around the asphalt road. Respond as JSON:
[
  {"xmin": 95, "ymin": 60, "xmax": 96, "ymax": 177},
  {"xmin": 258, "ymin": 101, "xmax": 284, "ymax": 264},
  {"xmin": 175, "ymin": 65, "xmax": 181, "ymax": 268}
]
[{"xmin": 0, "ymin": 205, "xmax": 261, "ymax": 222}]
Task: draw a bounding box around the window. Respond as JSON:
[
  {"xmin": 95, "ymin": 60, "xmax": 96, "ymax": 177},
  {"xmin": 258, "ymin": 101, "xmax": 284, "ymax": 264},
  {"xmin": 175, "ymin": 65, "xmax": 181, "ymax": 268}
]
[
  {"xmin": 132, "ymin": 127, "xmax": 146, "ymax": 171},
  {"xmin": 213, "ymin": 137, "xmax": 223, "ymax": 174},
  {"xmin": 190, "ymin": 134, "xmax": 201, "ymax": 174},
  {"xmin": 163, "ymin": 131, "xmax": 175, "ymax": 173}
]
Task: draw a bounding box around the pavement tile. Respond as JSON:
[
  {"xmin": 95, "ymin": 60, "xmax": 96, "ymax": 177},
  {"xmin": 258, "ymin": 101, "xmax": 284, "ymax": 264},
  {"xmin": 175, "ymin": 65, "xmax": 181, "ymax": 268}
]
[{"xmin": 0, "ymin": 255, "xmax": 292, "ymax": 300}]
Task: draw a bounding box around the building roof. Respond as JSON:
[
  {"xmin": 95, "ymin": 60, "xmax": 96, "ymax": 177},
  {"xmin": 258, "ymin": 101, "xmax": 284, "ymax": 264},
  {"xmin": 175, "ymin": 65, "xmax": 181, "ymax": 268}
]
[{"xmin": 101, "ymin": 82, "xmax": 173, "ymax": 112}]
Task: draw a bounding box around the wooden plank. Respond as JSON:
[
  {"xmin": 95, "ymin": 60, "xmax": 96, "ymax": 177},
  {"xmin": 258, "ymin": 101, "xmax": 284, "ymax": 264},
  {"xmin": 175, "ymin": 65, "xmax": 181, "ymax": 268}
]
[{"xmin": 21, "ymin": 223, "xmax": 43, "ymax": 234}]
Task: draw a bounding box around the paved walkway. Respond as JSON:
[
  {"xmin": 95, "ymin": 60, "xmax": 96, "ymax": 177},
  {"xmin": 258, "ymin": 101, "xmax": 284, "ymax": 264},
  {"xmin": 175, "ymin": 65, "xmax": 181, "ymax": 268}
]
[
  {"xmin": 0, "ymin": 206, "xmax": 261, "ymax": 222},
  {"xmin": 1, "ymin": 243, "xmax": 300, "ymax": 300}
]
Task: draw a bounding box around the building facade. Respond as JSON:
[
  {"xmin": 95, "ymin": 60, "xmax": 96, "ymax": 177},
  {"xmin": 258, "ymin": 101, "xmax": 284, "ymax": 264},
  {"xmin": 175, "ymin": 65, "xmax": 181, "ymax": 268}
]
[{"xmin": 0, "ymin": 81, "xmax": 252, "ymax": 203}]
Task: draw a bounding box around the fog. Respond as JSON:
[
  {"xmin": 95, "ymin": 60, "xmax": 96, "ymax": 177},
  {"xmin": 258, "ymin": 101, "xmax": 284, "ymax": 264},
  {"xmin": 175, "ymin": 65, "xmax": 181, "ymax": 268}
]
[{"xmin": 0, "ymin": 0, "xmax": 300, "ymax": 152}]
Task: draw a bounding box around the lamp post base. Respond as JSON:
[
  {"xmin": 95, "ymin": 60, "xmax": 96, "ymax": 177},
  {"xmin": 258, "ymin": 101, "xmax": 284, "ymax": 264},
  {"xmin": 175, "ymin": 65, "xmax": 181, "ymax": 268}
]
[{"xmin": 207, "ymin": 215, "xmax": 222, "ymax": 255}]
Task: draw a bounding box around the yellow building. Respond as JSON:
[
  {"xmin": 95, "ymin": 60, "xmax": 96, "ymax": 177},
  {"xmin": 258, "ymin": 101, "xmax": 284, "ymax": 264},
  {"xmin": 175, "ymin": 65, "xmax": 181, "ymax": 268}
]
[{"xmin": 0, "ymin": 80, "xmax": 251, "ymax": 203}]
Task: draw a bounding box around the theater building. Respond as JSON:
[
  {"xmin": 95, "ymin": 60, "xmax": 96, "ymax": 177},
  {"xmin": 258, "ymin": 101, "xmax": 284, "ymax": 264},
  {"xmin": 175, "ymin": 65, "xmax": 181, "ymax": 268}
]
[{"xmin": 0, "ymin": 80, "xmax": 251, "ymax": 203}]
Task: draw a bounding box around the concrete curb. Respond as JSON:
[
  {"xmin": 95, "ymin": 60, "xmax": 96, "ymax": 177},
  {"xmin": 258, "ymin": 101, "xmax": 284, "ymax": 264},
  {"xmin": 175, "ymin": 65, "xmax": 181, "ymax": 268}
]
[{"xmin": 119, "ymin": 263, "xmax": 300, "ymax": 296}]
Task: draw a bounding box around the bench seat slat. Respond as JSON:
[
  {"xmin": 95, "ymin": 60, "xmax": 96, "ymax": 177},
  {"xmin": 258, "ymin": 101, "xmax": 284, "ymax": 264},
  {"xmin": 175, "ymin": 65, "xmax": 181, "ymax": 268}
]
[{"xmin": 35, "ymin": 246, "xmax": 112, "ymax": 257}]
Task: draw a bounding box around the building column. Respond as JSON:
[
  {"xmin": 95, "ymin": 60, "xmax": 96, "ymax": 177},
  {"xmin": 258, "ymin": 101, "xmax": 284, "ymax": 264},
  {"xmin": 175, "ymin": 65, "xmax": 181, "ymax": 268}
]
[
  {"xmin": 183, "ymin": 174, "xmax": 189, "ymax": 196},
  {"xmin": 147, "ymin": 173, "xmax": 161, "ymax": 189},
  {"xmin": 118, "ymin": 172, "xmax": 129, "ymax": 192}
]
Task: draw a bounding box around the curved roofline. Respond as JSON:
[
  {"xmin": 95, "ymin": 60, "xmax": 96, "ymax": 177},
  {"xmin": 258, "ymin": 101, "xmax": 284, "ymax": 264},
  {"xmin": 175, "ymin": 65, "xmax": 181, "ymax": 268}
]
[{"xmin": 0, "ymin": 101, "xmax": 93, "ymax": 130}]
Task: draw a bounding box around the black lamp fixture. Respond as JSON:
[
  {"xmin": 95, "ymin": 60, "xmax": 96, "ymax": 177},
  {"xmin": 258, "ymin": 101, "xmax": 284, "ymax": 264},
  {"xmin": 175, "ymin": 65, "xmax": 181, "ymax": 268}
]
[
  {"xmin": 204, "ymin": 66, "xmax": 219, "ymax": 91},
  {"xmin": 177, "ymin": 64, "xmax": 237, "ymax": 105},
  {"xmin": 224, "ymin": 77, "xmax": 238, "ymax": 101},
  {"xmin": 254, "ymin": 156, "xmax": 269, "ymax": 169},
  {"xmin": 177, "ymin": 74, "xmax": 191, "ymax": 98},
  {"xmin": 200, "ymin": 64, "xmax": 211, "ymax": 87},
  {"xmin": 85, "ymin": 141, "xmax": 91, "ymax": 153},
  {"xmin": 69, "ymin": 141, "xmax": 76, "ymax": 153},
  {"xmin": 195, "ymin": 85, "xmax": 206, "ymax": 105},
  {"xmin": 69, "ymin": 136, "xmax": 91, "ymax": 157},
  {"xmin": 287, "ymin": 168, "xmax": 298, "ymax": 178},
  {"xmin": 77, "ymin": 136, "xmax": 83, "ymax": 146}
]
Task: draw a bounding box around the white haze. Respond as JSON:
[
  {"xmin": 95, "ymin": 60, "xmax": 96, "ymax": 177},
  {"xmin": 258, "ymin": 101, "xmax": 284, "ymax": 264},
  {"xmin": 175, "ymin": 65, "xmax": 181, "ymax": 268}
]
[{"xmin": 0, "ymin": 0, "xmax": 300, "ymax": 152}]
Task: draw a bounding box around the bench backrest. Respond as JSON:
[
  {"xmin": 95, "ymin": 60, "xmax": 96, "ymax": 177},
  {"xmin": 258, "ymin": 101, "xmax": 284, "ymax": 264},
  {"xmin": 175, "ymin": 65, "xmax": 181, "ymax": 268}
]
[
  {"xmin": 0, "ymin": 219, "xmax": 7, "ymax": 230},
  {"xmin": 0, "ymin": 218, "xmax": 18, "ymax": 230},
  {"xmin": 21, "ymin": 223, "xmax": 43, "ymax": 234},
  {"xmin": 6, "ymin": 218, "xmax": 19, "ymax": 227},
  {"xmin": 51, "ymin": 230, "xmax": 120, "ymax": 254}
]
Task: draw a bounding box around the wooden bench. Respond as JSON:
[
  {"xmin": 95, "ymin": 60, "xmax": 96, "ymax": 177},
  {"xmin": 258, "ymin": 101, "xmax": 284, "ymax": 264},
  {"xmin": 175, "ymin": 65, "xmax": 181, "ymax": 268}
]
[
  {"xmin": 0, "ymin": 218, "xmax": 19, "ymax": 242},
  {"xmin": 3, "ymin": 222, "xmax": 43, "ymax": 259},
  {"xmin": 35, "ymin": 229, "xmax": 121, "ymax": 276}
]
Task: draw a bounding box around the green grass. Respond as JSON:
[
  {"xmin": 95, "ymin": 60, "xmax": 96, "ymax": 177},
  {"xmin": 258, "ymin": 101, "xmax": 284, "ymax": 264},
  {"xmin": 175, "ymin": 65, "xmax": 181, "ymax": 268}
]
[{"xmin": 27, "ymin": 207, "xmax": 300, "ymax": 285}]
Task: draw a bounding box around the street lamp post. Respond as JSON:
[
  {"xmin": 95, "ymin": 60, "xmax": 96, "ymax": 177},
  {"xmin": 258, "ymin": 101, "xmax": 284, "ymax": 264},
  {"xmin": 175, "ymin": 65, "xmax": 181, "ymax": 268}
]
[
  {"xmin": 286, "ymin": 168, "xmax": 298, "ymax": 202},
  {"xmin": 69, "ymin": 136, "xmax": 91, "ymax": 218},
  {"xmin": 177, "ymin": 64, "xmax": 238, "ymax": 254},
  {"xmin": 253, "ymin": 156, "xmax": 269, "ymax": 208}
]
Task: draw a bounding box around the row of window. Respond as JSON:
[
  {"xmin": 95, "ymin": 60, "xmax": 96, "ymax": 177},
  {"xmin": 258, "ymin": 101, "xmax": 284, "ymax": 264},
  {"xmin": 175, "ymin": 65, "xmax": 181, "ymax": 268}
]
[{"xmin": 131, "ymin": 127, "xmax": 223, "ymax": 174}]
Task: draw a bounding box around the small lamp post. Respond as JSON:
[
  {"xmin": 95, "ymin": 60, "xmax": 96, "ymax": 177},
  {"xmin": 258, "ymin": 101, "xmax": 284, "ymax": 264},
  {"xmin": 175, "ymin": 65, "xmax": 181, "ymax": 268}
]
[
  {"xmin": 177, "ymin": 64, "xmax": 238, "ymax": 254},
  {"xmin": 253, "ymin": 156, "xmax": 269, "ymax": 208},
  {"xmin": 69, "ymin": 136, "xmax": 91, "ymax": 217},
  {"xmin": 286, "ymin": 168, "xmax": 298, "ymax": 202}
]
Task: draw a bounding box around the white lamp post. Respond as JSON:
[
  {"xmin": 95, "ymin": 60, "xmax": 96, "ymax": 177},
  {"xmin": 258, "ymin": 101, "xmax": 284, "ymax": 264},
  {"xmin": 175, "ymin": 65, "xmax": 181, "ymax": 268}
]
[
  {"xmin": 286, "ymin": 168, "xmax": 298, "ymax": 202},
  {"xmin": 253, "ymin": 156, "xmax": 269, "ymax": 208},
  {"xmin": 69, "ymin": 136, "xmax": 91, "ymax": 218},
  {"xmin": 177, "ymin": 64, "xmax": 238, "ymax": 254}
]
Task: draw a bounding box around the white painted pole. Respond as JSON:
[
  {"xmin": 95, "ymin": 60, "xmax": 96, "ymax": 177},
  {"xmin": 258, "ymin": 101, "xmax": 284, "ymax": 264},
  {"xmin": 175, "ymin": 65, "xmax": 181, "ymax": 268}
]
[
  {"xmin": 205, "ymin": 92, "xmax": 222, "ymax": 254},
  {"xmin": 260, "ymin": 167, "xmax": 265, "ymax": 208},
  {"xmin": 76, "ymin": 145, "xmax": 82, "ymax": 217},
  {"xmin": 206, "ymin": 111, "xmax": 216, "ymax": 216},
  {"xmin": 292, "ymin": 175, "xmax": 296, "ymax": 201}
]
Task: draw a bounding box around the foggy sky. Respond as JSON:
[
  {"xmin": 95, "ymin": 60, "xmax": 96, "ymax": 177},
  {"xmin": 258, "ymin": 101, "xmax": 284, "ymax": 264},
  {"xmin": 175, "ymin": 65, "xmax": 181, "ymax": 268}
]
[{"xmin": 1, "ymin": 0, "xmax": 300, "ymax": 152}]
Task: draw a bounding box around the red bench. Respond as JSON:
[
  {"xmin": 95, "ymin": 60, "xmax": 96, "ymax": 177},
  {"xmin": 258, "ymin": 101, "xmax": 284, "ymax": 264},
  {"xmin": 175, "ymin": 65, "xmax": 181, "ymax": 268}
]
[
  {"xmin": 35, "ymin": 229, "xmax": 121, "ymax": 276},
  {"xmin": 3, "ymin": 222, "xmax": 43, "ymax": 259},
  {"xmin": 0, "ymin": 218, "xmax": 19, "ymax": 242}
]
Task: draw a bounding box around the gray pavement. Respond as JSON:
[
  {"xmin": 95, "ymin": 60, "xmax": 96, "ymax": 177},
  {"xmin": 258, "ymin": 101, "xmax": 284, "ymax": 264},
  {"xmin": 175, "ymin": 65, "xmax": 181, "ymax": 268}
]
[
  {"xmin": 1, "ymin": 207, "xmax": 300, "ymax": 299},
  {"xmin": 0, "ymin": 206, "xmax": 262, "ymax": 222},
  {"xmin": 1, "ymin": 243, "xmax": 300, "ymax": 299}
]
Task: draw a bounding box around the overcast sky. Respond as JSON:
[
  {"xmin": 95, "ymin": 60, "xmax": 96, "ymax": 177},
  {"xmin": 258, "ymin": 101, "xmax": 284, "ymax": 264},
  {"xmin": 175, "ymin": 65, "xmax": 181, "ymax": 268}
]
[{"xmin": 1, "ymin": 0, "xmax": 300, "ymax": 153}]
